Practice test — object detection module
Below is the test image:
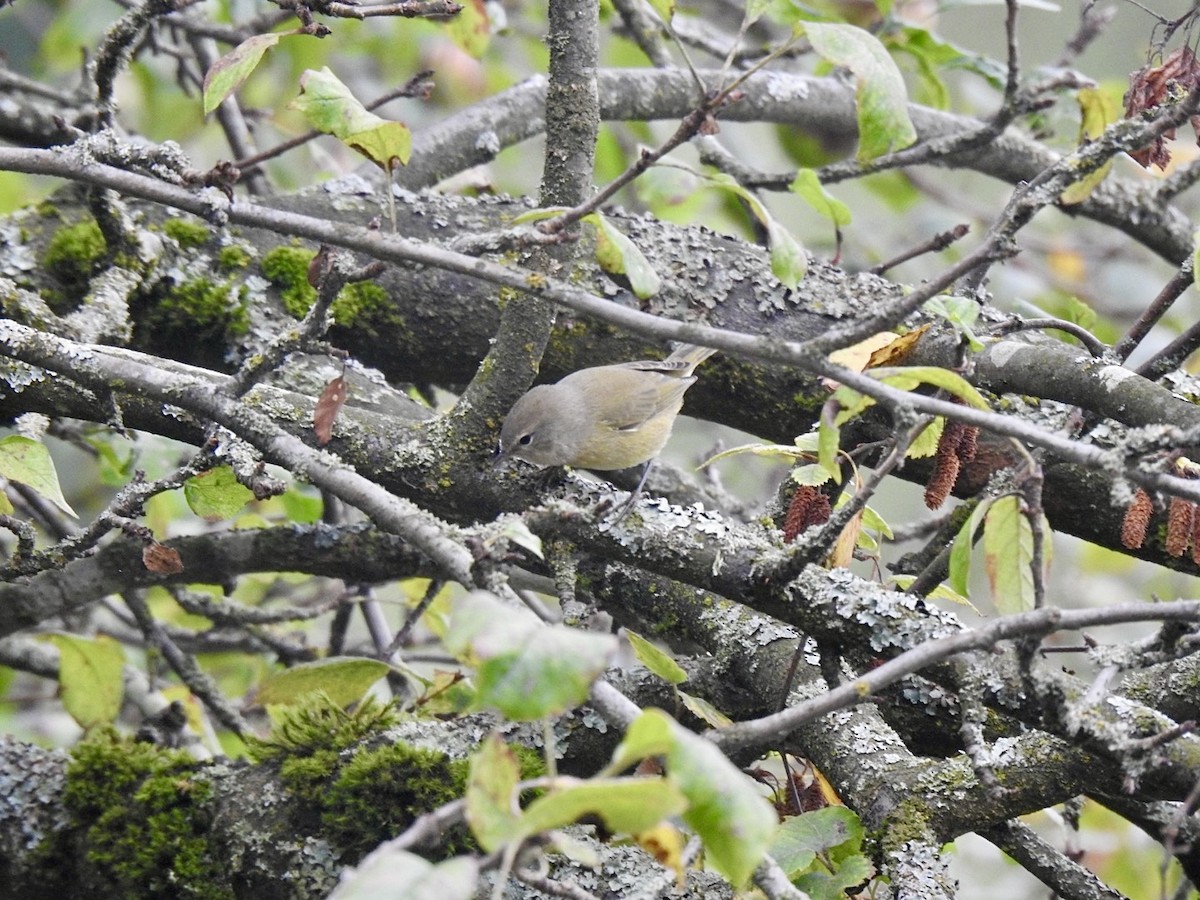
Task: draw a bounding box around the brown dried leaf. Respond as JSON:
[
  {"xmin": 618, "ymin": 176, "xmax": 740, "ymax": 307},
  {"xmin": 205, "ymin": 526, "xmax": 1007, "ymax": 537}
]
[
  {"xmin": 1124, "ymin": 47, "xmax": 1200, "ymax": 169},
  {"xmin": 865, "ymin": 324, "xmax": 930, "ymax": 368},
  {"xmin": 143, "ymin": 541, "xmax": 184, "ymax": 575},
  {"xmin": 314, "ymin": 375, "xmax": 347, "ymax": 445}
]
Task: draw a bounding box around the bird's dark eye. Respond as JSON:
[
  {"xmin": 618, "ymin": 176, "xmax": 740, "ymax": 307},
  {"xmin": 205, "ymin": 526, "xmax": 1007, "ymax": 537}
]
[{"xmin": 518, "ymin": 434, "xmax": 533, "ymax": 445}]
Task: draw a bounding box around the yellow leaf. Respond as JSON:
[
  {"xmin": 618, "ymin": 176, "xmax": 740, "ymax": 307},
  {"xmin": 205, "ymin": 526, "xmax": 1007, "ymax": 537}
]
[
  {"xmin": 865, "ymin": 324, "xmax": 929, "ymax": 368},
  {"xmin": 828, "ymin": 331, "xmax": 899, "ymax": 373},
  {"xmin": 825, "ymin": 509, "xmax": 863, "ymax": 568}
]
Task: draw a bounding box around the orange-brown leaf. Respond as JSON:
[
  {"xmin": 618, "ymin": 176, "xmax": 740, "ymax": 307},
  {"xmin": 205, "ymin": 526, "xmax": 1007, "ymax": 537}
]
[
  {"xmin": 314, "ymin": 375, "xmax": 348, "ymax": 445},
  {"xmin": 143, "ymin": 541, "xmax": 184, "ymax": 575}
]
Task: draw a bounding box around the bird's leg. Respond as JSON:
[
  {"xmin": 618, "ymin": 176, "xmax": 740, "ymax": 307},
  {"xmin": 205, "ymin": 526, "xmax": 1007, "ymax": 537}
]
[{"xmin": 602, "ymin": 460, "xmax": 655, "ymax": 528}]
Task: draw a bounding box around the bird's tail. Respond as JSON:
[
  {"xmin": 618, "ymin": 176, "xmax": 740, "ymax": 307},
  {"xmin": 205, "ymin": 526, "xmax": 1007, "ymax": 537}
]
[{"xmin": 666, "ymin": 343, "xmax": 718, "ymax": 375}]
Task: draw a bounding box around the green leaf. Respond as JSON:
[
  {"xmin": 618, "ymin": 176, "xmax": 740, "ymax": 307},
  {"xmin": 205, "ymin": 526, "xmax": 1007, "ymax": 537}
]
[
  {"xmin": 705, "ymin": 174, "xmax": 806, "ymax": 287},
  {"xmin": 769, "ymin": 805, "xmax": 862, "ymax": 878},
  {"xmin": 290, "ymin": 68, "xmax": 412, "ymax": 169},
  {"xmin": 510, "ymin": 206, "xmax": 568, "ymax": 225},
  {"xmin": 466, "ymin": 734, "xmax": 521, "ymax": 852},
  {"xmin": 767, "ymin": 217, "xmax": 808, "ymax": 289},
  {"xmin": 445, "ymin": 592, "xmax": 617, "ymax": 721},
  {"xmin": 612, "ymin": 711, "xmax": 776, "ymax": 886},
  {"xmin": 445, "ymin": 0, "xmax": 491, "ymax": 58},
  {"xmin": 608, "ymin": 707, "xmax": 675, "ymax": 773},
  {"xmin": 45, "ymin": 634, "xmax": 124, "ymax": 729},
  {"xmin": 330, "ymin": 850, "xmax": 479, "ymax": 900},
  {"xmin": 858, "ymin": 503, "xmax": 892, "ymax": 539},
  {"xmin": 497, "ymin": 519, "xmax": 543, "ymax": 559},
  {"xmin": 658, "ymin": 711, "xmax": 777, "ymax": 887},
  {"xmin": 202, "ymin": 31, "xmax": 293, "ymax": 114},
  {"xmin": 183, "ymin": 465, "xmax": 254, "ymax": 520},
  {"xmin": 625, "ymin": 630, "xmax": 687, "ymax": 685},
  {"xmin": 701, "ymin": 442, "xmax": 813, "ymax": 468},
  {"xmin": 588, "ymin": 212, "xmax": 662, "ymax": 299},
  {"xmin": 796, "ymin": 851, "xmax": 874, "ymax": 900},
  {"xmin": 0, "ymin": 435, "xmax": 76, "ymax": 517},
  {"xmin": 646, "ymin": 0, "xmax": 675, "ymax": 23},
  {"xmin": 982, "ymin": 494, "xmax": 1041, "ymax": 614},
  {"xmin": 906, "ymin": 417, "xmax": 944, "ymax": 460},
  {"xmin": 791, "ymin": 463, "xmax": 834, "ymax": 487},
  {"xmin": 830, "ymin": 384, "xmax": 875, "ymax": 424},
  {"xmin": 517, "ymin": 777, "xmax": 687, "ymax": 838},
  {"xmin": 256, "ymin": 657, "xmax": 389, "ymax": 707},
  {"xmin": 1193, "ymin": 231, "xmax": 1200, "ymax": 295},
  {"xmin": 744, "ymin": 0, "xmax": 772, "ymax": 25},
  {"xmin": 923, "ymin": 296, "xmax": 984, "ymax": 351},
  {"xmin": 801, "ymin": 22, "xmax": 917, "ymax": 161},
  {"xmin": 678, "ymin": 690, "xmax": 733, "ymax": 727},
  {"xmin": 872, "ymin": 365, "xmax": 991, "ymax": 410},
  {"xmin": 280, "ymin": 487, "xmax": 323, "ymax": 524},
  {"xmin": 817, "ymin": 416, "xmax": 842, "ymax": 484},
  {"xmin": 949, "ymin": 497, "xmax": 994, "ymax": 597},
  {"xmin": 889, "ymin": 574, "xmax": 977, "ymax": 609},
  {"xmin": 789, "ymin": 169, "xmax": 852, "ymax": 226}
]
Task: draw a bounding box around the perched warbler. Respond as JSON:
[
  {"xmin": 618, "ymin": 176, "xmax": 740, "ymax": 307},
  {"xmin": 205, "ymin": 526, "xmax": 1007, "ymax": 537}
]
[{"xmin": 496, "ymin": 344, "xmax": 716, "ymax": 515}]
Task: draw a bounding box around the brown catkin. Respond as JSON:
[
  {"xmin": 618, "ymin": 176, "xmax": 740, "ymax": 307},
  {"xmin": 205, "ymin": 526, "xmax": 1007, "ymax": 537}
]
[
  {"xmin": 1120, "ymin": 489, "xmax": 1152, "ymax": 550},
  {"xmin": 803, "ymin": 491, "xmax": 832, "ymax": 531},
  {"xmin": 783, "ymin": 485, "xmax": 832, "ymax": 542},
  {"xmin": 924, "ymin": 438, "xmax": 962, "ymax": 510},
  {"xmin": 1166, "ymin": 496, "xmax": 1195, "ymax": 557},
  {"xmin": 957, "ymin": 425, "xmax": 980, "ymax": 463}
]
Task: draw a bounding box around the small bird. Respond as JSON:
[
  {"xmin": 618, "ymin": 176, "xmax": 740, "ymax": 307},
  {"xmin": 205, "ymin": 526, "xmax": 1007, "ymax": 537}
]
[{"xmin": 497, "ymin": 343, "xmax": 717, "ymax": 515}]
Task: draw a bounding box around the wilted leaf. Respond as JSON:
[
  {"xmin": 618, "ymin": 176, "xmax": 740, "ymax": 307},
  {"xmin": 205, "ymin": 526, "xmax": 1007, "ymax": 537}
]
[
  {"xmin": 636, "ymin": 823, "xmax": 687, "ymax": 881},
  {"xmin": 291, "ymin": 68, "xmax": 412, "ymax": 170},
  {"xmin": 1125, "ymin": 46, "xmax": 1200, "ymax": 169},
  {"xmin": 203, "ymin": 31, "xmax": 295, "ymax": 114},
  {"xmin": 1061, "ymin": 86, "xmax": 1119, "ymax": 204},
  {"xmin": 865, "ymin": 324, "xmax": 930, "ymax": 367},
  {"xmin": 677, "ymin": 690, "xmax": 733, "ymax": 727},
  {"xmin": 825, "ymin": 508, "xmax": 862, "ymax": 568},
  {"xmin": 828, "ymin": 332, "xmax": 900, "ymax": 374}
]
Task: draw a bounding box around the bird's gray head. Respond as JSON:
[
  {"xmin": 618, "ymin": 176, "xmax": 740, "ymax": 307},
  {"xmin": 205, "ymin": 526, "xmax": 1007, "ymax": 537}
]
[{"xmin": 497, "ymin": 384, "xmax": 582, "ymax": 467}]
